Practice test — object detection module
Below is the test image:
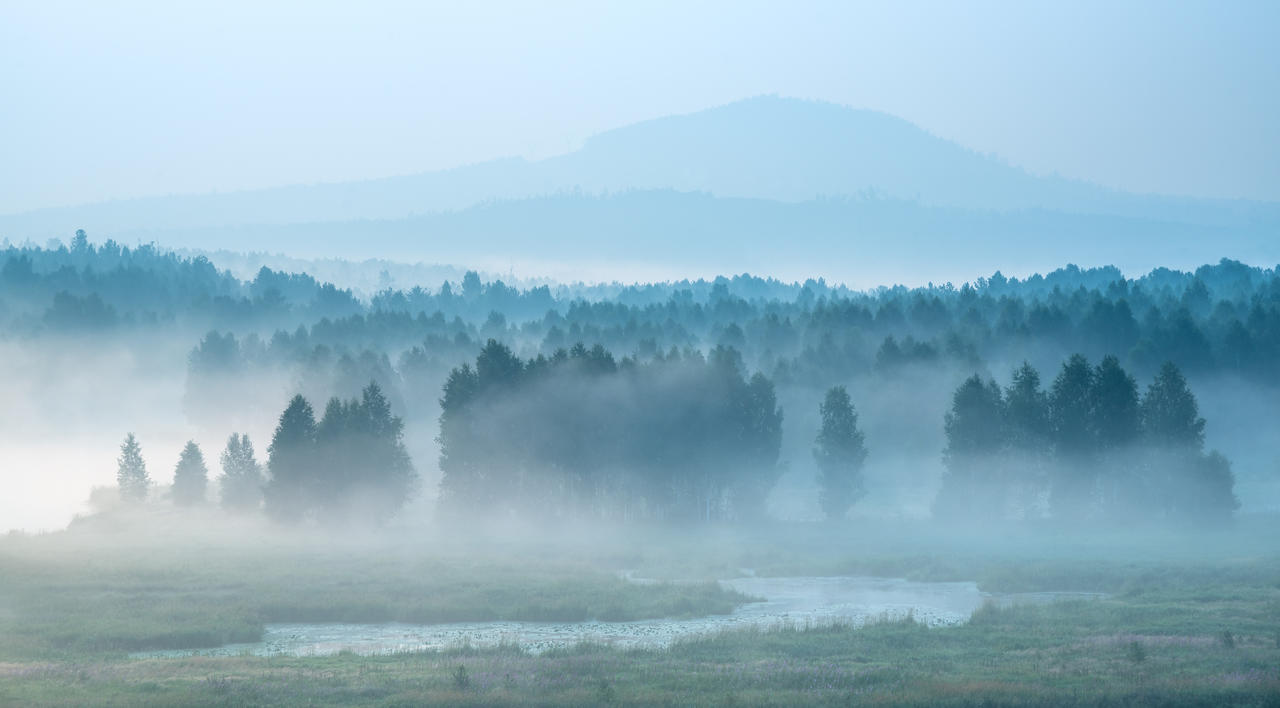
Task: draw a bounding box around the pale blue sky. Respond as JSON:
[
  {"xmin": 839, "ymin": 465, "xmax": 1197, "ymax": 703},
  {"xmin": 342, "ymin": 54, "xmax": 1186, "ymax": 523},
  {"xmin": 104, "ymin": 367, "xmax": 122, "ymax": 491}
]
[{"xmin": 2, "ymin": 0, "xmax": 1277, "ymax": 213}]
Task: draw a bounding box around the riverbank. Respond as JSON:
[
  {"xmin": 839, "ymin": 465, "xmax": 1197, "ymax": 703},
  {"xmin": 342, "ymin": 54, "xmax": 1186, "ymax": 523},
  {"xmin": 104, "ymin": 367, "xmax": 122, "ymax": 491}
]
[{"xmin": 2, "ymin": 516, "xmax": 1278, "ymax": 705}]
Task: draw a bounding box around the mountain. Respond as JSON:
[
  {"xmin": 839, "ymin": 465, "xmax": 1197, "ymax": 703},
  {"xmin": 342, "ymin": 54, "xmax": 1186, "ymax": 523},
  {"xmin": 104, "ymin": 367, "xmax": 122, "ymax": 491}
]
[
  {"xmin": 113, "ymin": 190, "xmax": 1278, "ymax": 286},
  {"xmin": 2, "ymin": 96, "xmax": 1276, "ymax": 282},
  {"xmin": 5, "ymin": 96, "xmax": 1276, "ymax": 238}
]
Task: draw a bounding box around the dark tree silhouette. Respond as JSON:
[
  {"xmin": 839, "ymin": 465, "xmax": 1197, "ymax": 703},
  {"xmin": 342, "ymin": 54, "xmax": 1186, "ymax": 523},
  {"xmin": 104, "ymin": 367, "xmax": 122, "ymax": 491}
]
[
  {"xmin": 1003, "ymin": 362, "xmax": 1049, "ymax": 517},
  {"xmin": 1140, "ymin": 362, "xmax": 1206, "ymax": 449},
  {"xmin": 813, "ymin": 386, "xmax": 868, "ymax": 520},
  {"xmin": 262, "ymin": 384, "xmax": 416, "ymax": 524},
  {"xmin": 935, "ymin": 374, "xmax": 1004, "ymax": 520},
  {"xmin": 1048, "ymin": 354, "xmax": 1097, "ymax": 518},
  {"xmin": 438, "ymin": 341, "xmax": 782, "ymax": 522},
  {"xmin": 264, "ymin": 395, "xmax": 317, "ymax": 521},
  {"xmin": 1139, "ymin": 362, "xmax": 1235, "ymax": 521},
  {"xmin": 1090, "ymin": 355, "xmax": 1141, "ymax": 516}
]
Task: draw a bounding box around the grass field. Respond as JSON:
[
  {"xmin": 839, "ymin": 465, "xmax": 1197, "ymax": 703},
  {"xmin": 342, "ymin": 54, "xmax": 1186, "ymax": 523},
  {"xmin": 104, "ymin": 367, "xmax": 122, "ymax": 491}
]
[{"xmin": 1, "ymin": 513, "xmax": 1279, "ymax": 706}]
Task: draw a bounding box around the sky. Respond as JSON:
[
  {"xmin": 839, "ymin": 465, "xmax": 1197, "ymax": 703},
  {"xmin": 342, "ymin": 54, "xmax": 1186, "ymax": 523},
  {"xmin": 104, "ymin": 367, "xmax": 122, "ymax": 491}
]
[{"xmin": 2, "ymin": 0, "xmax": 1278, "ymax": 214}]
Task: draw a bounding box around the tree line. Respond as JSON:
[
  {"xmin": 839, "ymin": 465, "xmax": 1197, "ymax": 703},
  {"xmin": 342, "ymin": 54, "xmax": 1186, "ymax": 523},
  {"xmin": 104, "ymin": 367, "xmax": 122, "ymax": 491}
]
[
  {"xmin": 437, "ymin": 340, "xmax": 783, "ymax": 522},
  {"xmin": 8, "ymin": 239, "xmax": 1280, "ymax": 394},
  {"xmin": 118, "ymin": 345, "xmax": 1235, "ymax": 527},
  {"xmin": 934, "ymin": 356, "xmax": 1237, "ymax": 523},
  {"xmin": 114, "ymin": 382, "xmax": 416, "ymax": 524},
  {"xmin": 114, "ymin": 432, "xmax": 264, "ymax": 511}
]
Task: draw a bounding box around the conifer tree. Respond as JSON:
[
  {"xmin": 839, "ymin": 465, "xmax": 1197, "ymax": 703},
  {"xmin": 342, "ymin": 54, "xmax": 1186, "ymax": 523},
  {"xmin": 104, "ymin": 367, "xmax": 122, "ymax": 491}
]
[
  {"xmin": 171, "ymin": 441, "xmax": 208, "ymax": 506},
  {"xmin": 934, "ymin": 374, "xmax": 1004, "ymax": 520},
  {"xmin": 1090, "ymin": 355, "xmax": 1141, "ymax": 515},
  {"xmin": 813, "ymin": 386, "xmax": 868, "ymax": 520},
  {"xmin": 1139, "ymin": 362, "xmax": 1235, "ymax": 521},
  {"xmin": 117, "ymin": 433, "xmax": 150, "ymax": 503},
  {"xmin": 219, "ymin": 433, "xmax": 264, "ymax": 512},
  {"xmin": 264, "ymin": 394, "xmax": 317, "ymax": 521},
  {"xmin": 1048, "ymin": 354, "xmax": 1097, "ymax": 518},
  {"xmin": 1003, "ymin": 362, "xmax": 1049, "ymax": 517}
]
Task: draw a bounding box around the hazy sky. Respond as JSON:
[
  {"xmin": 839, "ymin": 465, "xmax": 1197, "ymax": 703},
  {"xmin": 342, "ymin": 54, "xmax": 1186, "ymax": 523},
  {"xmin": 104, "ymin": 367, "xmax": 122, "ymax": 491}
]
[{"xmin": 2, "ymin": 0, "xmax": 1277, "ymax": 214}]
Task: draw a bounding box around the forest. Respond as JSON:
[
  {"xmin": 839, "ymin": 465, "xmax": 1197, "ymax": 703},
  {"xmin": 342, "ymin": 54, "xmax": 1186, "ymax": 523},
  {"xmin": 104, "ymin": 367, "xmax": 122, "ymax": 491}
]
[{"xmin": 0, "ymin": 235, "xmax": 1267, "ymax": 527}]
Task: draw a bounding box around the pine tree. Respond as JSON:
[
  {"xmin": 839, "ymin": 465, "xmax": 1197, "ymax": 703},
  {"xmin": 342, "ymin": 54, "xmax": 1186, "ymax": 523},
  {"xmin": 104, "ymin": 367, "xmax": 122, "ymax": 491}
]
[
  {"xmin": 1091, "ymin": 356, "xmax": 1141, "ymax": 516},
  {"xmin": 1140, "ymin": 362, "xmax": 1205, "ymax": 449},
  {"xmin": 1048, "ymin": 354, "xmax": 1097, "ymax": 519},
  {"xmin": 813, "ymin": 386, "xmax": 868, "ymax": 520},
  {"xmin": 1003, "ymin": 362, "xmax": 1049, "ymax": 517},
  {"xmin": 351, "ymin": 381, "xmax": 417, "ymax": 522},
  {"xmin": 732, "ymin": 372, "xmax": 784, "ymax": 521},
  {"xmin": 1139, "ymin": 362, "xmax": 1235, "ymax": 521},
  {"xmin": 116, "ymin": 433, "xmax": 150, "ymax": 502},
  {"xmin": 264, "ymin": 394, "xmax": 317, "ymax": 521},
  {"xmin": 219, "ymin": 433, "xmax": 264, "ymax": 512},
  {"xmin": 171, "ymin": 441, "xmax": 208, "ymax": 506},
  {"xmin": 935, "ymin": 374, "xmax": 1004, "ymax": 520}
]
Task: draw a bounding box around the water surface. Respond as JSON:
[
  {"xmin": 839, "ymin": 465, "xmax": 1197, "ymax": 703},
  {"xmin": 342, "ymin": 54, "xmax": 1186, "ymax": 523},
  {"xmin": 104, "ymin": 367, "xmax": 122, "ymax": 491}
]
[{"xmin": 133, "ymin": 575, "xmax": 1100, "ymax": 658}]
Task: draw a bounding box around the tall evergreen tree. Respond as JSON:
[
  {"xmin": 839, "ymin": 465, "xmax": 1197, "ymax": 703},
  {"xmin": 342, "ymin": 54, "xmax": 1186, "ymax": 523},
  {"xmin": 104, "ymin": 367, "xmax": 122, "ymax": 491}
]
[
  {"xmin": 1140, "ymin": 362, "xmax": 1205, "ymax": 449},
  {"xmin": 339, "ymin": 382, "xmax": 417, "ymax": 523},
  {"xmin": 438, "ymin": 363, "xmax": 482, "ymax": 506},
  {"xmin": 1092, "ymin": 356, "xmax": 1140, "ymax": 449},
  {"xmin": 1090, "ymin": 355, "xmax": 1141, "ymax": 516},
  {"xmin": 1048, "ymin": 354, "xmax": 1097, "ymax": 518},
  {"xmin": 813, "ymin": 386, "xmax": 868, "ymax": 520},
  {"xmin": 264, "ymin": 394, "xmax": 317, "ymax": 521},
  {"xmin": 729, "ymin": 372, "xmax": 784, "ymax": 520},
  {"xmin": 171, "ymin": 441, "xmax": 208, "ymax": 506},
  {"xmin": 219, "ymin": 433, "xmax": 264, "ymax": 512},
  {"xmin": 934, "ymin": 374, "xmax": 1004, "ymax": 520},
  {"xmin": 1139, "ymin": 362, "xmax": 1235, "ymax": 521},
  {"xmin": 116, "ymin": 433, "xmax": 150, "ymax": 503},
  {"xmin": 1003, "ymin": 362, "xmax": 1049, "ymax": 517}
]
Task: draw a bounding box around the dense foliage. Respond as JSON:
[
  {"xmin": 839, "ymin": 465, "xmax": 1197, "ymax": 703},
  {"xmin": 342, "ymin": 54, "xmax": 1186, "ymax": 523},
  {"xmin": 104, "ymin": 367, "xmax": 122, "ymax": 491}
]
[
  {"xmin": 438, "ymin": 340, "xmax": 782, "ymax": 521},
  {"xmin": 936, "ymin": 356, "xmax": 1238, "ymax": 523},
  {"xmin": 813, "ymin": 386, "xmax": 868, "ymax": 520},
  {"xmin": 264, "ymin": 383, "xmax": 417, "ymax": 524},
  {"xmin": 11, "ymin": 236, "xmax": 1261, "ymax": 524}
]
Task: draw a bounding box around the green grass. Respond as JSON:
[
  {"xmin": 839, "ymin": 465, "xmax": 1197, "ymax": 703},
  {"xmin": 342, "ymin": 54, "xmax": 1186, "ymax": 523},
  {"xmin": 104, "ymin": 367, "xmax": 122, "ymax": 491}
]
[
  {"xmin": 2, "ymin": 597, "xmax": 1278, "ymax": 706},
  {"xmin": 0, "ymin": 524, "xmax": 747, "ymax": 659},
  {"xmin": 2, "ymin": 516, "xmax": 1280, "ymax": 705}
]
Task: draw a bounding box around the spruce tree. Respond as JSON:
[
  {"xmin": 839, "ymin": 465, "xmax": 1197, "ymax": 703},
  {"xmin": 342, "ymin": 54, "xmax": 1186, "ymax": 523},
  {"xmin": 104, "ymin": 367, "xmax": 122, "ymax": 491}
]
[
  {"xmin": 116, "ymin": 433, "xmax": 150, "ymax": 503},
  {"xmin": 1091, "ymin": 356, "xmax": 1141, "ymax": 516},
  {"xmin": 264, "ymin": 394, "xmax": 317, "ymax": 521},
  {"xmin": 1140, "ymin": 362, "xmax": 1205, "ymax": 449},
  {"xmin": 219, "ymin": 433, "xmax": 264, "ymax": 512},
  {"xmin": 1139, "ymin": 362, "xmax": 1235, "ymax": 521},
  {"xmin": 935, "ymin": 374, "xmax": 1004, "ymax": 520},
  {"xmin": 171, "ymin": 441, "xmax": 208, "ymax": 506},
  {"xmin": 813, "ymin": 386, "xmax": 868, "ymax": 520},
  {"xmin": 1003, "ymin": 362, "xmax": 1049, "ymax": 517},
  {"xmin": 1048, "ymin": 354, "xmax": 1097, "ymax": 518}
]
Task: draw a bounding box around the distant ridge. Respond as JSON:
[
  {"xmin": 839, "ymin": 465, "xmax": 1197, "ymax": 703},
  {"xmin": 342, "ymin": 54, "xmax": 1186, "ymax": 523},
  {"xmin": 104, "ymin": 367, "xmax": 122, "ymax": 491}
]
[
  {"xmin": 101, "ymin": 189, "xmax": 1279, "ymax": 287},
  {"xmin": 3, "ymin": 96, "xmax": 1276, "ymax": 242}
]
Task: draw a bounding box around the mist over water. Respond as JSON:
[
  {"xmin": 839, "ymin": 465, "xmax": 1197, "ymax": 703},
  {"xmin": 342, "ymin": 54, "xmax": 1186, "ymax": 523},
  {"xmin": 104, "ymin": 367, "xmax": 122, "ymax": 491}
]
[{"xmin": 3, "ymin": 8, "xmax": 1279, "ymax": 702}]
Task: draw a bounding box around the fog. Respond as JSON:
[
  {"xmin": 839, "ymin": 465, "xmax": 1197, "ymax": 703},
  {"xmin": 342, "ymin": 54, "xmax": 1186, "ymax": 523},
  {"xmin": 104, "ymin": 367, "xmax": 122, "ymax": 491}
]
[
  {"xmin": 4, "ymin": 9, "xmax": 1280, "ymax": 694},
  {"xmin": 4, "ymin": 244, "xmax": 1277, "ymax": 533}
]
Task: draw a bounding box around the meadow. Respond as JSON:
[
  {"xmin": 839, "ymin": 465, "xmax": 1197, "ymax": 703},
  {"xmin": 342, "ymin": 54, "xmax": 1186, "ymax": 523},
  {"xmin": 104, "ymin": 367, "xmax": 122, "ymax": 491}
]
[{"xmin": 1, "ymin": 513, "xmax": 1278, "ymax": 706}]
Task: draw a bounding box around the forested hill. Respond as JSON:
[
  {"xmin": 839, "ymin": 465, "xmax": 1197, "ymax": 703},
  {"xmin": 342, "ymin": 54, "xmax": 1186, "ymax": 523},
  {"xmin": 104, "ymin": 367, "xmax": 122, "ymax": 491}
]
[
  {"xmin": 69, "ymin": 190, "xmax": 1274, "ymax": 282},
  {"xmin": 3, "ymin": 97, "xmax": 1277, "ymax": 278},
  {"xmin": 4, "ymin": 238, "xmax": 1280, "ymax": 390},
  {"xmin": 6, "ymin": 239, "xmax": 1280, "ymax": 517}
]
